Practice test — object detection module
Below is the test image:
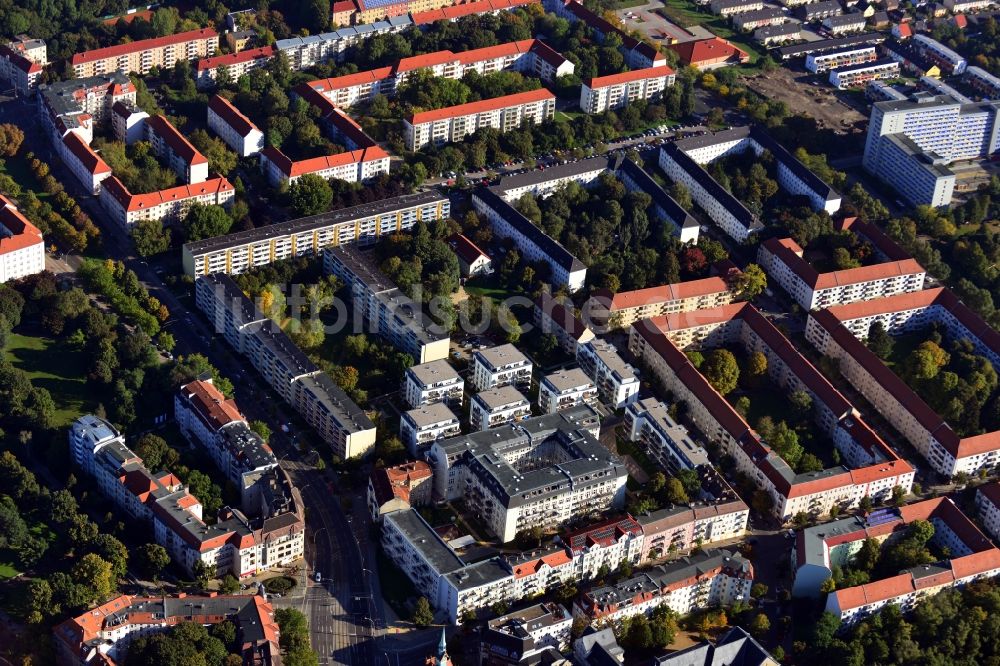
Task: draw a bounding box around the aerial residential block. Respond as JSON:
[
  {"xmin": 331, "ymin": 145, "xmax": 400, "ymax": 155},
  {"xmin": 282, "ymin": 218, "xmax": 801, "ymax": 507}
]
[
  {"xmin": 427, "ymin": 405, "xmax": 625, "ymax": 542},
  {"xmin": 111, "ymin": 101, "xmax": 149, "ymax": 144},
  {"xmin": 533, "ymin": 291, "xmax": 596, "ymax": 355},
  {"xmin": 70, "ymin": 28, "xmax": 219, "ymax": 78},
  {"xmin": 753, "ymin": 23, "xmax": 802, "ymax": 46},
  {"xmin": 710, "ymin": 0, "xmax": 765, "ymax": 17},
  {"xmin": 404, "ymin": 359, "xmax": 464, "ymax": 408},
  {"xmin": 144, "ymin": 115, "xmax": 209, "ymax": 184},
  {"xmin": 470, "ymin": 385, "xmax": 532, "ymax": 430},
  {"xmin": 964, "ymin": 65, "xmax": 1000, "ymax": 99},
  {"xmin": 756, "ymin": 217, "xmax": 924, "ymax": 310},
  {"xmin": 481, "ymin": 603, "xmax": 573, "ymax": 664},
  {"xmin": 196, "ymin": 46, "xmax": 275, "ymax": 89},
  {"xmin": 576, "ymin": 339, "xmax": 640, "ymax": 409},
  {"xmin": 911, "ymin": 34, "xmax": 967, "ymax": 74},
  {"xmin": 580, "ymin": 64, "xmax": 675, "ymax": 114},
  {"xmin": 588, "ymin": 273, "xmax": 738, "ymax": 330},
  {"xmin": 195, "ymin": 274, "xmax": 376, "ymax": 458},
  {"xmin": 564, "ymin": 515, "xmax": 645, "ymax": 580},
  {"xmin": 806, "ymin": 288, "xmax": 1000, "ymax": 477},
  {"xmin": 207, "ymin": 95, "xmax": 264, "ymax": 157},
  {"xmin": 629, "ymin": 304, "xmax": 914, "ymax": 522},
  {"xmin": 404, "ymin": 88, "xmax": 556, "ymax": 150},
  {"xmin": 0, "ymin": 195, "xmax": 44, "ymax": 284},
  {"xmin": 100, "ymin": 176, "xmax": 235, "ymax": 230},
  {"xmin": 732, "ymin": 7, "xmax": 787, "ymax": 30},
  {"xmin": 401, "ymin": 402, "xmax": 462, "ymax": 454},
  {"xmin": 471, "ymin": 343, "xmax": 533, "ymax": 391},
  {"xmin": 805, "ymin": 45, "xmax": 877, "ymax": 73},
  {"xmin": 624, "ymin": 397, "xmax": 710, "ymax": 471},
  {"xmin": 367, "ymin": 460, "xmax": 434, "ymax": 519},
  {"xmin": 324, "ymin": 244, "xmax": 451, "ymax": 363},
  {"xmin": 538, "ymin": 368, "xmax": 598, "ymax": 414},
  {"xmin": 829, "ymin": 58, "xmax": 899, "ymax": 89},
  {"xmin": 0, "ymin": 37, "xmax": 45, "ymax": 95},
  {"xmin": 823, "ymin": 13, "xmax": 867, "ymax": 35}
]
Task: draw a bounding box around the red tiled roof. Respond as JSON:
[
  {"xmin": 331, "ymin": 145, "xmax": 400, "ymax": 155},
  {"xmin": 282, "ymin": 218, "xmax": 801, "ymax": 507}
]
[
  {"xmin": 0, "ymin": 195, "xmax": 43, "ymax": 256},
  {"xmin": 208, "ymin": 95, "xmax": 259, "ymax": 139},
  {"xmin": 260, "ymin": 146, "xmax": 389, "ymax": 178},
  {"xmin": 72, "ymin": 28, "xmax": 218, "ymax": 66},
  {"xmin": 447, "ymin": 233, "xmax": 489, "ymax": 264},
  {"xmin": 895, "ymin": 22, "xmax": 913, "ymax": 37},
  {"xmin": 307, "ymin": 67, "xmax": 393, "ymax": 92},
  {"xmin": 411, "ymin": 0, "xmax": 539, "ymax": 23},
  {"xmin": 102, "ymin": 175, "xmax": 234, "ymax": 213},
  {"xmin": 0, "ymin": 45, "xmax": 41, "ymax": 73},
  {"xmin": 408, "ymin": 87, "xmax": 554, "ymax": 124},
  {"xmin": 587, "ymin": 63, "xmax": 675, "ymax": 89},
  {"xmin": 512, "ymin": 549, "xmax": 572, "ymax": 578},
  {"xmin": 102, "ymin": 9, "xmax": 154, "ymax": 25},
  {"xmin": 63, "ymin": 131, "xmax": 112, "ymax": 176},
  {"xmin": 669, "ymin": 37, "xmax": 749, "ymax": 66},
  {"xmin": 147, "ymin": 115, "xmax": 208, "ymax": 165},
  {"xmin": 197, "ymin": 45, "xmax": 274, "ymax": 72},
  {"xmin": 179, "ymin": 379, "xmax": 244, "ymax": 432},
  {"xmin": 534, "ymin": 291, "xmax": 593, "ymax": 341},
  {"xmin": 599, "ymin": 275, "xmax": 731, "ymax": 312},
  {"xmin": 333, "ymin": 0, "xmax": 358, "ymax": 12}
]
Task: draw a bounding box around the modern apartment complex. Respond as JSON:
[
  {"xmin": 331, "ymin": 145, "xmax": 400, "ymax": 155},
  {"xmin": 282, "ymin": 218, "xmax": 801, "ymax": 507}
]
[
  {"xmin": 55, "ymin": 594, "xmax": 281, "ymax": 666},
  {"xmin": 0, "ymin": 36, "xmax": 45, "ymax": 95},
  {"xmin": 69, "ymin": 415, "xmax": 304, "ymax": 579},
  {"xmin": 404, "ymin": 359, "xmax": 464, "ymax": 408},
  {"xmin": 400, "ymin": 402, "xmax": 462, "ymax": 454},
  {"xmin": 659, "ymin": 126, "xmax": 841, "ymax": 242},
  {"xmin": 427, "ymin": 406, "xmax": 626, "ymax": 542},
  {"xmin": 756, "ymin": 217, "xmax": 925, "ymax": 310},
  {"xmin": 404, "ymin": 88, "xmax": 556, "ymax": 150},
  {"xmin": 829, "ymin": 58, "xmax": 900, "ymax": 89},
  {"xmin": 195, "ymin": 274, "xmax": 377, "ymax": 458},
  {"xmin": 323, "ymin": 244, "xmax": 450, "ymax": 363},
  {"xmin": 471, "ymin": 344, "xmax": 533, "ymax": 391},
  {"xmin": 806, "ymin": 287, "xmax": 1000, "ymax": 476},
  {"xmin": 805, "ymin": 45, "xmax": 877, "ymax": 73},
  {"xmin": 580, "ymin": 64, "xmax": 675, "ymax": 114},
  {"xmin": 576, "ymin": 339, "xmax": 641, "ymax": 409},
  {"xmin": 470, "ymin": 385, "xmax": 532, "ymax": 431},
  {"xmin": 911, "ymin": 34, "xmax": 967, "ymax": 74},
  {"xmin": 538, "ymin": 369, "xmax": 598, "ymax": 414},
  {"xmin": 625, "ymin": 397, "xmax": 710, "ymax": 471},
  {"xmin": 629, "ymin": 304, "xmax": 914, "ymax": 522},
  {"xmin": 182, "ymin": 190, "xmax": 450, "ymax": 276},
  {"xmin": 862, "ymin": 93, "xmax": 1000, "ymax": 206},
  {"xmin": 207, "ymin": 95, "xmax": 265, "ymax": 157},
  {"xmin": 480, "ymin": 603, "xmax": 573, "ymax": 665},
  {"xmin": 70, "ymin": 28, "xmax": 219, "ymax": 78},
  {"xmin": 0, "ymin": 195, "xmax": 45, "ymax": 284}
]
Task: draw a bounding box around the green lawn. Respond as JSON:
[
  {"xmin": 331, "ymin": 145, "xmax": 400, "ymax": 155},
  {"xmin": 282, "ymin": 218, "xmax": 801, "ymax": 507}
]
[
  {"xmin": 0, "ymin": 560, "xmax": 21, "ymax": 581},
  {"xmin": 4, "ymin": 332, "xmax": 94, "ymax": 426},
  {"xmin": 0, "ymin": 154, "xmax": 48, "ymax": 200},
  {"xmin": 464, "ymin": 275, "xmax": 520, "ymax": 304}
]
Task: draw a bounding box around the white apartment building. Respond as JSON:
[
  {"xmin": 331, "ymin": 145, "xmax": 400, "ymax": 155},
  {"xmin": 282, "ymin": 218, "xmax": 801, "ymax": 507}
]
[
  {"xmin": 101, "ymin": 176, "xmax": 235, "ymax": 230},
  {"xmin": 404, "ymin": 359, "xmax": 464, "ymax": 408},
  {"xmin": 862, "ymin": 93, "xmax": 999, "ymax": 206},
  {"xmin": 470, "ymin": 386, "xmax": 532, "ymax": 431},
  {"xmin": 183, "ymin": 190, "xmax": 450, "ymax": 277},
  {"xmin": 195, "ymin": 274, "xmax": 377, "ymax": 459},
  {"xmin": 625, "ymin": 397, "xmax": 710, "ymax": 471},
  {"xmin": 976, "ymin": 482, "xmax": 1000, "ymax": 541},
  {"xmin": 111, "ymin": 101, "xmax": 150, "ymax": 145},
  {"xmin": 733, "ymin": 7, "xmax": 787, "ymax": 30},
  {"xmin": 482, "ymin": 603, "xmax": 574, "ymax": 661},
  {"xmin": 427, "ymin": 406, "xmax": 626, "ymax": 542},
  {"xmin": 0, "ymin": 195, "xmax": 44, "ymax": 284},
  {"xmin": 196, "ymin": 46, "xmax": 275, "ymax": 89},
  {"xmin": 533, "ymin": 292, "xmax": 596, "ymax": 355},
  {"xmin": 324, "ymin": 244, "xmax": 450, "ymax": 363},
  {"xmin": 405, "ymin": 88, "xmax": 555, "ymax": 150},
  {"xmin": 7, "ymin": 35, "xmax": 46, "ymax": 64},
  {"xmin": 912, "ymin": 34, "xmax": 967, "ymax": 75},
  {"xmin": 964, "ymin": 66, "xmax": 1000, "ymax": 99},
  {"xmin": 588, "ymin": 274, "xmax": 736, "ymax": 330},
  {"xmin": 0, "ymin": 42, "xmax": 43, "ymax": 96},
  {"xmin": 629, "ymin": 305, "xmax": 915, "ymax": 522},
  {"xmin": 208, "ymin": 95, "xmax": 264, "ymax": 157},
  {"xmin": 580, "ymin": 64, "xmax": 674, "ymax": 114},
  {"xmin": 806, "ymin": 45, "xmax": 877, "ymax": 73},
  {"xmin": 60, "ymin": 131, "xmax": 112, "ymax": 195},
  {"xmin": 806, "ymin": 288, "xmax": 1000, "ymax": 477},
  {"xmin": 145, "ymin": 115, "xmax": 209, "ymax": 185},
  {"xmin": 564, "ymin": 515, "xmax": 646, "ymax": 581},
  {"xmin": 710, "ymin": 0, "xmax": 765, "ymax": 16},
  {"xmin": 400, "ymin": 402, "xmax": 462, "ymax": 454},
  {"xmin": 472, "ymin": 188, "xmax": 587, "ymax": 292},
  {"xmin": 944, "ymin": 0, "xmax": 996, "ymax": 11},
  {"xmin": 70, "ymin": 28, "xmax": 218, "ymax": 78},
  {"xmin": 471, "ymin": 344, "xmax": 533, "ymax": 391},
  {"xmin": 538, "ymin": 369, "xmax": 598, "ymax": 414},
  {"xmin": 576, "ymin": 340, "xmax": 640, "ymax": 409},
  {"xmin": 756, "ymin": 221, "xmax": 925, "ymax": 311},
  {"xmin": 830, "ymin": 58, "xmax": 900, "ymax": 89},
  {"xmin": 575, "ymin": 549, "xmax": 753, "ymax": 628}
]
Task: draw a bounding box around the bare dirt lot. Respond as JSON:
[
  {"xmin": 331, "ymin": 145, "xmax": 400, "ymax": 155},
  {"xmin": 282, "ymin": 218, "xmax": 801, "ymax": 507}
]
[{"xmin": 744, "ymin": 67, "xmax": 867, "ymax": 132}]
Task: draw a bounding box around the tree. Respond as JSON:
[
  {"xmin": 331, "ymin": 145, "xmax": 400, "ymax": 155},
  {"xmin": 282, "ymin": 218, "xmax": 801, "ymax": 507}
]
[
  {"xmin": 220, "ymin": 575, "xmax": 240, "ymax": 594},
  {"xmin": 702, "ymin": 349, "xmax": 739, "ymax": 395},
  {"xmin": 72, "ymin": 553, "xmax": 114, "ymax": 604},
  {"xmin": 892, "ymin": 485, "xmax": 907, "ymax": 507},
  {"xmin": 902, "ymin": 340, "xmax": 949, "ymax": 381},
  {"xmin": 91, "ymin": 533, "xmax": 129, "ymax": 580},
  {"xmin": 751, "ymin": 582, "xmax": 768, "ymax": 599},
  {"xmin": 744, "ymin": 350, "xmax": 768, "ymax": 387},
  {"xmin": 249, "ymin": 420, "xmax": 272, "ymax": 441},
  {"xmin": 131, "ymin": 218, "xmax": 172, "ymax": 257},
  {"xmin": 134, "ymin": 434, "xmax": 178, "ymax": 472},
  {"xmin": 288, "ymin": 174, "xmax": 333, "ymax": 216},
  {"xmin": 136, "ymin": 543, "xmax": 170, "ymax": 580},
  {"xmin": 193, "ymin": 560, "xmax": 213, "ymax": 589},
  {"xmin": 412, "ymin": 596, "xmax": 434, "ymax": 627},
  {"xmin": 750, "ymin": 612, "xmax": 771, "ymax": 638},
  {"xmin": 189, "ymin": 129, "xmax": 238, "ymax": 177},
  {"xmin": 0, "ymin": 123, "xmax": 25, "ymax": 157},
  {"xmin": 624, "ymin": 614, "xmax": 653, "ymax": 649},
  {"xmin": 184, "ymin": 204, "xmax": 233, "ymax": 242},
  {"xmin": 663, "ymin": 477, "xmax": 689, "ymax": 505},
  {"xmin": 734, "ymin": 264, "xmax": 767, "ymax": 299},
  {"xmin": 866, "ymin": 321, "xmax": 894, "ymax": 360}
]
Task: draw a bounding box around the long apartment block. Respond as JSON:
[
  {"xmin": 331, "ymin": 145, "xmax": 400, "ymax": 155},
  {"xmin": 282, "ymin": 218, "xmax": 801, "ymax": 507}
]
[
  {"xmin": 71, "ymin": 28, "xmax": 218, "ymax": 78},
  {"xmin": 303, "ymin": 38, "xmax": 573, "ymax": 109},
  {"xmin": 101, "ymin": 175, "xmax": 235, "ymax": 230},
  {"xmin": 195, "ymin": 274, "xmax": 376, "ymax": 458},
  {"xmin": 580, "ymin": 64, "xmax": 675, "ymax": 114},
  {"xmin": 144, "ymin": 114, "xmax": 209, "ymax": 184},
  {"xmin": 196, "ymin": 45, "xmax": 275, "ymax": 89},
  {"xmin": 405, "ymin": 87, "xmax": 555, "ymax": 150},
  {"xmin": 323, "ymin": 244, "xmax": 451, "ymax": 363},
  {"xmin": 862, "ymin": 93, "xmax": 1000, "ymax": 206},
  {"xmin": 625, "ymin": 397, "xmax": 710, "ymax": 471},
  {"xmin": 659, "ymin": 126, "xmax": 842, "ymax": 243},
  {"xmin": 756, "ymin": 216, "xmax": 925, "ymax": 310},
  {"xmin": 68, "ymin": 415, "xmax": 304, "ymax": 580},
  {"xmin": 829, "ymin": 58, "xmax": 899, "ymax": 89},
  {"xmin": 586, "ymin": 272, "xmax": 738, "ymax": 330},
  {"xmin": 806, "ymin": 45, "xmax": 877, "ymax": 73},
  {"xmin": 182, "ymin": 190, "xmax": 450, "ymax": 277},
  {"xmin": 965, "ymin": 65, "xmax": 1000, "ymax": 99},
  {"xmin": 207, "ymin": 95, "xmax": 264, "ymax": 157},
  {"xmin": 806, "ymin": 287, "xmax": 1000, "ymax": 477},
  {"xmin": 629, "ymin": 303, "xmax": 914, "ymax": 522}
]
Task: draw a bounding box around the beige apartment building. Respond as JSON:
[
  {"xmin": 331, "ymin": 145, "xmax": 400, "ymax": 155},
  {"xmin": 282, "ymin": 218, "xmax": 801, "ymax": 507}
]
[{"xmin": 71, "ymin": 28, "xmax": 218, "ymax": 78}]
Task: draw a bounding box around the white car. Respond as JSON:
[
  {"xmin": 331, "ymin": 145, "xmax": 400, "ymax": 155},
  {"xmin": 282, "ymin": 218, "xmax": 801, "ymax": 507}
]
[{"xmin": 314, "ymin": 571, "xmax": 322, "ymax": 583}]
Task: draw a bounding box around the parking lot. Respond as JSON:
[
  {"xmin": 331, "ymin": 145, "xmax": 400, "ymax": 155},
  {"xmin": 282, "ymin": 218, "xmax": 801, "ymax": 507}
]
[{"xmin": 616, "ymin": 0, "xmax": 714, "ymax": 44}]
